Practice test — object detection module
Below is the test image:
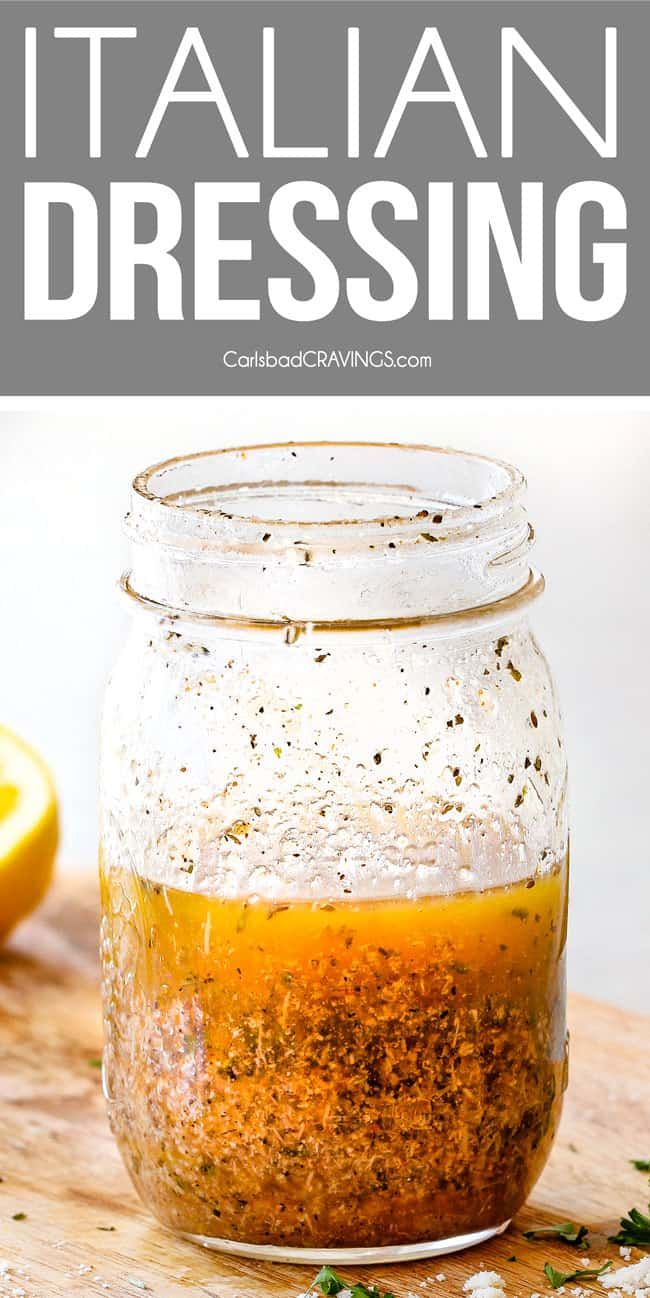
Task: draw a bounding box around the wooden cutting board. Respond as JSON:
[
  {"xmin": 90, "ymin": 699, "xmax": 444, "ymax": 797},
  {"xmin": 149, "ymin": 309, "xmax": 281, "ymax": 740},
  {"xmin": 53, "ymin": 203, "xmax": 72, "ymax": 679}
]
[{"xmin": 0, "ymin": 875, "xmax": 648, "ymax": 1298}]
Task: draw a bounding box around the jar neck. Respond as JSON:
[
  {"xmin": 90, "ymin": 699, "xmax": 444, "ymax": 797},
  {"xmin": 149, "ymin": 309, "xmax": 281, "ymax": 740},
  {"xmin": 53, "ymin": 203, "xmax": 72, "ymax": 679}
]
[{"xmin": 124, "ymin": 443, "xmax": 537, "ymax": 626}]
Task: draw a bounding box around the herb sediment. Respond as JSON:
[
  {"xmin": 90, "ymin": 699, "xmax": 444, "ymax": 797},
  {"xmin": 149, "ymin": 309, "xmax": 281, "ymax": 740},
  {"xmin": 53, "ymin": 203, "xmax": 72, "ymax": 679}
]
[{"xmin": 101, "ymin": 859, "xmax": 568, "ymax": 1248}]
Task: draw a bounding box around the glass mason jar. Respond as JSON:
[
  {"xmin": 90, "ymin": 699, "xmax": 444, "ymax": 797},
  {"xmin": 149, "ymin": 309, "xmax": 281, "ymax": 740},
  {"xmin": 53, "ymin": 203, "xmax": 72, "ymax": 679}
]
[{"xmin": 99, "ymin": 443, "xmax": 569, "ymax": 1264}]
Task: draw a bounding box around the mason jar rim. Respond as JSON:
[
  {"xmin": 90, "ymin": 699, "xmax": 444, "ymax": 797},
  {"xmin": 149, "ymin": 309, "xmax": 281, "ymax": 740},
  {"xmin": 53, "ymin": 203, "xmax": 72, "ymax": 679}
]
[
  {"xmin": 131, "ymin": 441, "xmax": 525, "ymax": 538},
  {"xmin": 125, "ymin": 441, "xmax": 538, "ymax": 630}
]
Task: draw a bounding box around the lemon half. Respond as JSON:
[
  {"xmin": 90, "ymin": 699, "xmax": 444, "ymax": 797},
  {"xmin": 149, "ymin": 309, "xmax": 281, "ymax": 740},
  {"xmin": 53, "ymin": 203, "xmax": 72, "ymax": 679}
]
[{"xmin": 0, "ymin": 726, "xmax": 58, "ymax": 940}]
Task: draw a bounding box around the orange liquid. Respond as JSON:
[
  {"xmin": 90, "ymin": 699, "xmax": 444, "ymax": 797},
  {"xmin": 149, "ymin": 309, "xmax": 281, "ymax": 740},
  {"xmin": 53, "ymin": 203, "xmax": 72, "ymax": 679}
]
[{"xmin": 100, "ymin": 861, "xmax": 568, "ymax": 1248}]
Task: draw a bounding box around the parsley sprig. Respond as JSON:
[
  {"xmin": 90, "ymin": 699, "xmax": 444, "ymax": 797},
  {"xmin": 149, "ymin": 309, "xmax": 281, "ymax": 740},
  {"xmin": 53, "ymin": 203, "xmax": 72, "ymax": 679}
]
[
  {"xmin": 631, "ymin": 1159, "xmax": 650, "ymax": 1173},
  {"xmin": 524, "ymin": 1222, "xmax": 589, "ymax": 1248},
  {"xmin": 543, "ymin": 1261, "xmax": 613, "ymax": 1290},
  {"xmin": 311, "ymin": 1266, "xmax": 395, "ymax": 1298},
  {"xmin": 610, "ymin": 1202, "xmax": 650, "ymax": 1246}
]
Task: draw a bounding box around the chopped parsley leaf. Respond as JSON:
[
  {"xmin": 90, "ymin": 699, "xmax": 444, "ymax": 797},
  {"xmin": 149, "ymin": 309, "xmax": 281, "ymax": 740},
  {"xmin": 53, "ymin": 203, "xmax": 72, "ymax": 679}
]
[
  {"xmin": 543, "ymin": 1261, "xmax": 612, "ymax": 1289},
  {"xmin": 524, "ymin": 1221, "xmax": 589, "ymax": 1248},
  {"xmin": 610, "ymin": 1203, "xmax": 650, "ymax": 1246},
  {"xmin": 311, "ymin": 1267, "xmax": 395, "ymax": 1298}
]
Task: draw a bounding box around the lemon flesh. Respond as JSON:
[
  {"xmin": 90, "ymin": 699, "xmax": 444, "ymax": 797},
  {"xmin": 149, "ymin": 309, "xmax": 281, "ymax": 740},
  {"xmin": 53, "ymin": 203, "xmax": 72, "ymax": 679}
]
[{"xmin": 0, "ymin": 726, "xmax": 58, "ymax": 940}]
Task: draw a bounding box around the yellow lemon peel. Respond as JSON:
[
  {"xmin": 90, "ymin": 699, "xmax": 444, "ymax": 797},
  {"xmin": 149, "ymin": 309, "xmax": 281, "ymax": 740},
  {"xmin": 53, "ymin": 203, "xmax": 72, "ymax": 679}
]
[{"xmin": 0, "ymin": 726, "xmax": 58, "ymax": 940}]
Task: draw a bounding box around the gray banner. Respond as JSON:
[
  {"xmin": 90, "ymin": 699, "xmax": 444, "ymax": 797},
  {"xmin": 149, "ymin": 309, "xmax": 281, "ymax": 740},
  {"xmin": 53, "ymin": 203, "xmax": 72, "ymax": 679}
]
[{"xmin": 0, "ymin": 1, "xmax": 647, "ymax": 394}]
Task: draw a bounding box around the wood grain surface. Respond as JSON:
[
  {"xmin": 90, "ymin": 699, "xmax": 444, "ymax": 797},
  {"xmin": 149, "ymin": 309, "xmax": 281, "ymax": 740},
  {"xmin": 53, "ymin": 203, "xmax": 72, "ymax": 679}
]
[{"xmin": 0, "ymin": 875, "xmax": 648, "ymax": 1298}]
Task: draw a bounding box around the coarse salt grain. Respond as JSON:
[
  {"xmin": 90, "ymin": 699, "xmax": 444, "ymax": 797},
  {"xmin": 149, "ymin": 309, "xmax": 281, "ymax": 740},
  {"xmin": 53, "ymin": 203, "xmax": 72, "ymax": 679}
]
[
  {"xmin": 464, "ymin": 1273, "xmax": 506, "ymax": 1293},
  {"xmin": 600, "ymin": 1258, "xmax": 650, "ymax": 1294}
]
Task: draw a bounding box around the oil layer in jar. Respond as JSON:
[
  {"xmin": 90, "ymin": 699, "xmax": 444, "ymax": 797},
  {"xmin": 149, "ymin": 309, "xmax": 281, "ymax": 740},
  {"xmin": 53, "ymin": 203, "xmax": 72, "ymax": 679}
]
[{"xmin": 100, "ymin": 858, "xmax": 568, "ymax": 1249}]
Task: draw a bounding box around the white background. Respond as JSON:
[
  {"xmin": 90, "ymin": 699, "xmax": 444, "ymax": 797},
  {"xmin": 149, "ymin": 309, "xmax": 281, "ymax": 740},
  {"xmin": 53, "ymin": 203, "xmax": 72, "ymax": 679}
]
[{"xmin": 1, "ymin": 402, "xmax": 648, "ymax": 1011}]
